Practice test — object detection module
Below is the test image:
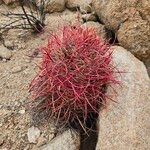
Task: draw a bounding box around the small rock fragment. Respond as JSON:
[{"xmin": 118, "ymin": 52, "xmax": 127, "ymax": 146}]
[
  {"xmin": 2, "ymin": 58, "xmax": 7, "ymax": 62},
  {"xmin": 37, "ymin": 136, "xmax": 47, "ymax": 147},
  {"xmin": 11, "ymin": 66, "xmax": 22, "ymax": 73},
  {"xmin": 4, "ymin": 40, "xmax": 14, "ymax": 50},
  {"xmin": 27, "ymin": 126, "xmax": 41, "ymax": 143},
  {"xmin": 41, "ymin": 130, "xmax": 80, "ymax": 150},
  {"xmin": 0, "ymin": 46, "xmax": 12, "ymax": 60},
  {"xmin": 18, "ymin": 109, "xmax": 25, "ymax": 114},
  {"xmin": 82, "ymin": 13, "xmax": 97, "ymax": 22},
  {"xmin": 80, "ymin": 0, "xmax": 92, "ymax": 14},
  {"xmin": 48, "ymin": 134, "xmax": 54, "ymax": 141}
]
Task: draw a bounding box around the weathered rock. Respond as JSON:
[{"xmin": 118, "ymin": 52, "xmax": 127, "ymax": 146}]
[
  {"xmin": 117, "ymin": 18, "xmax": 150, "ymax": 61},
  {"xmin": 96, "ymin": 46, "xmax": 150, "ymax": 150},
  {"xmin": 0, "ymin": 45, "xmax": 12, "ymax": 60},
  {"xmin": 27, "ymin": 126, "xmax": 41, "ymax": 143},
  {"xmin": 136, "ymin": 0, "xmax": 150, "ymax": 23},
  {"xmin": 45, "ymin": 0, "xmax": 65, "ymax": 13},
  {"xmin": 81, "ymin": 21, "xmax": 107, "ymax": 40},
  {"xmin": 93, "ymin": 0, "xmax": 124, "ymax": 30},
  {"xmin": 93, "ymin": 0, "xmax": 150, "ymax": 62},
  {"xmin": 93, "ymin": 0, "xmax": 149, "ymax": 30},
  {"xmin": 41, "ymin": 130, "xmax": 80, "ymax": 150},
  {"xmin": 66, "ymin": 0, "xmax": 92, "ymax": 13}
]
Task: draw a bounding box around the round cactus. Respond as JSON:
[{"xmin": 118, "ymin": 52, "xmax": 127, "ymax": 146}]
[{"xmin": 29, "ymin": 26, "xmax": 118, "ymax": 133}]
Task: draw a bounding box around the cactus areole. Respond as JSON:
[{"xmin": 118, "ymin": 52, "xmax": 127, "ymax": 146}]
[{"xmin": 29, "ymin": 26, "xmax": 118, "ymax": 133}]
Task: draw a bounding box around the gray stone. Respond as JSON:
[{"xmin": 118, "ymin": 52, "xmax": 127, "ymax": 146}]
[
  {"xmin": 27, "ymin": 126, "xmax": 41, "ymax": 143},
  {"xmin": 41, "ymin": 130, "xmax": 80, "ymax": 150},
  {"xmin": 96, "ymin": 46, "xmax": 150, "ymax": 150},
  {"xmin": 37, "ymin": 135, "xmax": 47, "ymax": 147}
]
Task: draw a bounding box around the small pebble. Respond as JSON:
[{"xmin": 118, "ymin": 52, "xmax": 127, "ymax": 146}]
[
  {"xmin": 4, "ymin": 40, "xmax": 14, "ymax": 50},
  {"xmin": 2, "ymin": 58, "xmax": 7, "ymax": 62},
  {"xmin": 19, "ymin": 109, "xmax": 25, "ymax": 114},
  {"xmin": 82, "ymin": 13, "xmax": 97, "ymax": 22},
  {"xmin": 27, "ymin": 126, "xmax": 41, "ymax": 143},
  {"xmin": 0, "ymin": 45, "xmax": 12, "ymax": 60},
  {"xmin": 11, "ymin": 66, "xmax": 22, "ymax": 73},
  {"xmin": 24, "ymin": 145, "xmax": 30, "ymax": 150},
  {"xmin": 37, "ymin": 136, "xmax": 47, "ymax": 147},
  {"xmin": 48, "ymin": 134, "xmax": 54, "ymax": 141},
  {"xmin": 17, "ymin": 44, "xmax": 26, "ymax": 50},
  {"xmin": 24, "ymin": 59, "xmax": 30, "ymax": 63}
]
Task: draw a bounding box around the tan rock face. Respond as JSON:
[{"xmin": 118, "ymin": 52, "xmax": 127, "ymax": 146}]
[
  {"xmin": 93, "ymin": 0, "xmax": 127, "ymax": 30},
  {"xmin": 41, "ymin": 130, "xmax": 80, "ymax": 150},
  {"xmin": 117, "ymin": 18, "xmax": 150, "ymax": 62},
  {"xmin": 93, "ymin": 0, "xmax": 150, "ymax": 62},
  {"xmin": 96, "ymin": 46, "xmax": 150, "ymax": 150},
  {"xmin": 93, "ymin": 0, "xmax": 149, "ymax": 31},
  {"xmin": 136, "ymin": 0, "xmax": 150, "ymax": 22}
]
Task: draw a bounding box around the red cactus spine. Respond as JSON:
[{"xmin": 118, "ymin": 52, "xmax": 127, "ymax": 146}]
[{"xmin": 29, "ymin": 25, "xmax": 118, "ymax": 132}]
